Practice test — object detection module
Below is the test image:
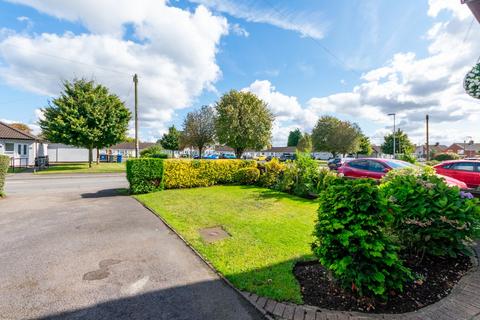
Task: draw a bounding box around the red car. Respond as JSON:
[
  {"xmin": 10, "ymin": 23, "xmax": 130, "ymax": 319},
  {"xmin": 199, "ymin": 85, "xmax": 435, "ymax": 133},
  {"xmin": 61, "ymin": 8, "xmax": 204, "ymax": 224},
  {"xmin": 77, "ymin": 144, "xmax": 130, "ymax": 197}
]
[
  {"xmin": 338, "ymin": 158, "xmax": 468, "ymax": 189},
  {"xmin": 433, "ymin": 160, "xmax": 480, "ymax": 189}
]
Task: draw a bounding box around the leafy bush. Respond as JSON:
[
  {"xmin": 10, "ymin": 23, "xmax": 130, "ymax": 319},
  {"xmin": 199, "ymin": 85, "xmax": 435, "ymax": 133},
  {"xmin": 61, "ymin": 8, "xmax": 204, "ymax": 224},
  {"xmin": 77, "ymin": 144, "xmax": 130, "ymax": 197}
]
[
  {"xmin": 313, "ymin": 178, "xmax": 411, "ymax": 298},
  {"xmin": 425, "ymin": 160, "xmax": 440, "ymax": 166},
  {"xmin": 163, "ymin": 159, "xmax": 256, "ymax": 189},
  {"xmin": 398, "ymin": 153, "xmax": 416, "ymax": 164},
  {"xmin": 258, "ymin": 158, "xmax": 285, "ymax": 188},
  {"xmin": 275, "ymin": 161, "xmax": 297, "ymax": 194},
  {"xmin": 126, "ymin": 158, "xmax": 165, "ymax": 194},
  {"xmin": 381, "ymin": 168, "xmax": 480, "ymax": 257},
  {"xmin": 316, "ymin": 167, "xmax": 338, "ymax": 194},
  {"xmin": 234, "ymin": 167, "xmax": 260, "ymax": 185},
  {"xmin": 433, "ymin": 152, "xmax": 460, "ymax": 161},
  {"xmin": 0, "ymin": 155, "xmax": 9, "ymax": 197},
  {"xmin": 140, "ymin": 145, "xmax": 168, "ymax": 158},
  {"xmin": 292, "ymin": 153, "xmax": 320, "ymax": 198}
]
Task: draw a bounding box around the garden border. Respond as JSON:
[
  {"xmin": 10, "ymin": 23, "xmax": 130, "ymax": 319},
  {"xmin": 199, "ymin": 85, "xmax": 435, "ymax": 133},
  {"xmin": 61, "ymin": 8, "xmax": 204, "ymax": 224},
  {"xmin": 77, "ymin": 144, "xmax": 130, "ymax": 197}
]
[{"xmin": 137, "ymin": 196, "xmax": 480, "ymax": 320}]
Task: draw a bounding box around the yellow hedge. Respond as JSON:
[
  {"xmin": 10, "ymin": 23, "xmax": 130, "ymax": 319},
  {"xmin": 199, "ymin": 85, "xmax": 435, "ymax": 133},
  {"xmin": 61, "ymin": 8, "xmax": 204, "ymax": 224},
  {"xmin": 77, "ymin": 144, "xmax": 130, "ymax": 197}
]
[{"xmin": 164, "ymin": 159, "xmax": 257, "ymax": 189}]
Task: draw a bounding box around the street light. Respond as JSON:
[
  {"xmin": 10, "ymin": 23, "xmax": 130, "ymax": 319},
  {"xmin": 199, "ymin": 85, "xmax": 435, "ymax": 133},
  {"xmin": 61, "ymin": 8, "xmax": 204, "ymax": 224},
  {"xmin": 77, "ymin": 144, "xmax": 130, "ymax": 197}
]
[{"xmin": 388, "ymin": 113, "xmax": 396, "ymax": 158}]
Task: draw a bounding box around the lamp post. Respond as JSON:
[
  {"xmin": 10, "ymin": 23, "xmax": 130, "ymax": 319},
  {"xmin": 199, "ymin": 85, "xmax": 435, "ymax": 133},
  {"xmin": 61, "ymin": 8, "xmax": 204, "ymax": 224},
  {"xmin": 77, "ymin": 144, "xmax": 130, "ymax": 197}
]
[{"xmin": 388, "ymin": 113, "xmax": 396, "ymax": 158}]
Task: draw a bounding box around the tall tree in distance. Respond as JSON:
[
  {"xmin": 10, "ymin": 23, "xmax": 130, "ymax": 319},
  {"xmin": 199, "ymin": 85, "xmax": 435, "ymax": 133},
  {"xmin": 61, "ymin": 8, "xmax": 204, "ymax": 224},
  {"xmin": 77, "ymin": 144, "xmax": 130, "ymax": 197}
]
[
  {"xmin": 40, "ymin": 79, "xmax": 131, "ymax": 167},
  {"xmin": 159, "ymin": 125, "xmax": 180, "ymax": 151},
  {"xmin": 297, "ymin": 133, "xmax": 312, "ymax": 152},
  {"xmin": 357, "ymin": 134, "xmax": 373, "ymax": 156},
  {"xmin": 287, "ymin": 128, "xmax": 302, "ymax": 147},
  {"xmin": 381, "ymin": 129, "xmax": 414, "ymax": 155},
  {"xmin": 10, "ymin": 123, "xmax": 33, "ymax": 134},
  {"xmin": 311, "ymin": 116, "xmax": 361, "ymax": 157},
  {"xmin": 181, "ymin": 105, "xmax": 216, "ymax": 158},
  {"xmin": 215, "ymin": 90, "xmax": 274, "ymax": 159}
]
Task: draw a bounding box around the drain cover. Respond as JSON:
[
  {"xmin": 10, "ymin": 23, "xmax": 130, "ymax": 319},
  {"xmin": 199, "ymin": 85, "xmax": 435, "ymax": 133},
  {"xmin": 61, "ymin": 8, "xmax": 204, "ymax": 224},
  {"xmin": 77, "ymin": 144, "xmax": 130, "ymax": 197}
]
[{"xmin": 199, "ymin": 226, "xmax": 230, "ymax": 243}]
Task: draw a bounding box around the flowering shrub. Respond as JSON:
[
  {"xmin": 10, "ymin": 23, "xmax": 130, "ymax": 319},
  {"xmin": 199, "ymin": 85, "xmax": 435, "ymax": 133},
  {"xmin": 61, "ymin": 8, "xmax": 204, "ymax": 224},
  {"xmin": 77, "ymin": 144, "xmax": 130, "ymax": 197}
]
[
  {"xmin": 313, "ymin": 178, "xmax": 411, "ymax": 298},
  {"xmin": 258, "ymin": 158, "xmax": 285, "ymax": 188},
  {"xmin": 464, "ymin": 62, "xmax": 480, "ymax": 99},
  {"xmin": 381, "ymin": 168, "xmax": 480, "ymax": 257}
]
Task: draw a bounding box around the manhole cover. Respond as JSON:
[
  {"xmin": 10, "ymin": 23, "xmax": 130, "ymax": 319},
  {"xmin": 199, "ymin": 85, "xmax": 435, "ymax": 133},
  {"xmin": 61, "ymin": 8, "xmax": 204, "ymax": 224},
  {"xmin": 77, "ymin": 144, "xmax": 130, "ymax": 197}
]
[{"xmin": 199, "ymin": 226, "xmax": 230, "ymax": 243}]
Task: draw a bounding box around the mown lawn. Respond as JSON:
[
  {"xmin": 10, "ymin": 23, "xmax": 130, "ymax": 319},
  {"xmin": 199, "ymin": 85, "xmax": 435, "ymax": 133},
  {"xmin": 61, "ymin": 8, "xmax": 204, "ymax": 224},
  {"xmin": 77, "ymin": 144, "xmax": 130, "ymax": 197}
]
[
  {"xmin": 135, "ymin": 185, "xmax": 318, "ymax": 303},
  {"xmin": 35, "ymin": 162, "xmax": 125, "ymax": 174}
]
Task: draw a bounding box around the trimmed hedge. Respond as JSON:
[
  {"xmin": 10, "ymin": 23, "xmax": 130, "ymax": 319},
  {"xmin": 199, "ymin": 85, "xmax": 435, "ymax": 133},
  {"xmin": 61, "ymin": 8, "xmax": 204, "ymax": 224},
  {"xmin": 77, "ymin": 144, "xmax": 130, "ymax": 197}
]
[
  {"xmin": 126, "ymin": 158, "xmax": 165, "ymax": 194},
  {"xmin": 234, "ymin": 167, "xmax": 260, "ymax": 185},
  {"xmin": 163, "ymin": 159, "xmax": 256, "ymax": 189},
  {"xmin": 0, "ymin": 155, "xmax": 9, "ymax": 197}
]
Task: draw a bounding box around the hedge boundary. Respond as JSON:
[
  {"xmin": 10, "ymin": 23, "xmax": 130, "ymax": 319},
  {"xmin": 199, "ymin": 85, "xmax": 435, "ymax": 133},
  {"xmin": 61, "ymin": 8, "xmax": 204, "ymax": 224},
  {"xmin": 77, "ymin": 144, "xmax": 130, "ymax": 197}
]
[
  {"xmin": 0, "ymin": 155, "xmax": 9, "ymax": 197},
  {"xmin": 126, "ymin": 158, "xmax": 165, "ymax": 194}
]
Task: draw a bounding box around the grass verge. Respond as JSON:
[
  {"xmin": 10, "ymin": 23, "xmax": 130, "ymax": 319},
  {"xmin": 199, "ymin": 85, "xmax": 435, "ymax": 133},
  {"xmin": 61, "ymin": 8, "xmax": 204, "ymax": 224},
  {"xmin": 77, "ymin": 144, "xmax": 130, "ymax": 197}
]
[
  {"xmin": 35, "ymin": 162, "xmax": 125, "ymax": 174},
  {"xmin": 135, "ymin": 185, "xmax": 318, "ymax": 303}
]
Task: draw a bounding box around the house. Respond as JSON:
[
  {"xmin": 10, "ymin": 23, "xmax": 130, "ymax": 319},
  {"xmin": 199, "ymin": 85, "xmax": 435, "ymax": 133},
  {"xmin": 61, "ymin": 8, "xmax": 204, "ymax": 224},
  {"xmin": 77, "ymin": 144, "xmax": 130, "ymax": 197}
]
[
  {"xmin": 261, "ymin": 146, "xmax": 297, "ymax": 158},
  {"xmin": 0, "ymin": 121, "xmax": 47, "ymax": 166},
  {"xmin": 415, "ymin": 143, "xmax": 447, "ymax": 159},
  {"xmin": 106, "ymin": 142, "xmax": 156, "ymax": 158},
  {"xmin": 446, "ymin": 141, "xmax": 480, "ymax": 158}
]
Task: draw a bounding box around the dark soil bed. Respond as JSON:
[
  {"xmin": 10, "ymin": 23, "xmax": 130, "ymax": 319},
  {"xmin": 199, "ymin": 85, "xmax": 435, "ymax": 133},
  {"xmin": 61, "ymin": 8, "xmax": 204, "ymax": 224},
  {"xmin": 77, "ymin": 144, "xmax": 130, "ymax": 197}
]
[{"xmin": 294, "ymin": 254, "xmax": 473, "ymax": 314}]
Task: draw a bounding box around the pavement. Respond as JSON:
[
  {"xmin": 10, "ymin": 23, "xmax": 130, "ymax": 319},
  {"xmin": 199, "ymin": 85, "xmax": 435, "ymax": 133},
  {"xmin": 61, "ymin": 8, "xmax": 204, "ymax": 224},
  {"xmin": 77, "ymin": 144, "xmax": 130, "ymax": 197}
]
[{"xmin": 0, "ymin": 173, "xmax": 264, "ymax": 320}]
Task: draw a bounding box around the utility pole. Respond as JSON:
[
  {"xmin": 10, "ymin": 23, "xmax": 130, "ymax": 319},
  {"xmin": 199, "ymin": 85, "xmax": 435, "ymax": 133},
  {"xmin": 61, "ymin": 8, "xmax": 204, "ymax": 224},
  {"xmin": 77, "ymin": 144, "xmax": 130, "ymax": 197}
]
[
  {"xmin": 426, "ymin": 115, "xmax": 429, "ymax": 161},
  {"xmin": 388, "ymin": 113, "xmax": 396, "ymax": 158},
  {"xmin": 133, "ymin": 74, "xmax": 139, "ymax": 158}
]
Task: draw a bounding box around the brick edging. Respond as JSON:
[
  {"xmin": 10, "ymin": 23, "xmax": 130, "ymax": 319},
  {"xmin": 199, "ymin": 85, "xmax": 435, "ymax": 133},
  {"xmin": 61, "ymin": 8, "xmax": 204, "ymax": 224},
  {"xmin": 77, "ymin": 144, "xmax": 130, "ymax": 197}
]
[{"xmin": 248, "ymin": 243, "xmax": 480, "ymax": 320}]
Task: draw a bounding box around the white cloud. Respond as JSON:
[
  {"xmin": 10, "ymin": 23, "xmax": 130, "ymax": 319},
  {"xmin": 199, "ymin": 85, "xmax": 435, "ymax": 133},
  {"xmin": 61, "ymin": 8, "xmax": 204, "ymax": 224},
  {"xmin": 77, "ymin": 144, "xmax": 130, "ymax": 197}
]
[
  {"xmin": 230, "ymin": 23, "xmax": 249, "ymax": 37},
  {"xmin": 0, "ymin": 1, "xmax": 228, "ymax": 141},
  {"xmin": 189, "ymin": 0, "xmax": 326, "ymax": 39}
]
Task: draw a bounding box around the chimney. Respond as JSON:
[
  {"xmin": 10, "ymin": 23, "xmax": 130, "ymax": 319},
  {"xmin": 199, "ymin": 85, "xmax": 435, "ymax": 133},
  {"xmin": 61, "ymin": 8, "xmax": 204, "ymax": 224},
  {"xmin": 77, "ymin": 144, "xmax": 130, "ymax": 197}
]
[
  {"xmin": 469, "ymin": 140, "xmax": 474, "ymax": 145},
  {"xmin": 435, "ymin": 142, "xmax": 439, "ymax": 146}
]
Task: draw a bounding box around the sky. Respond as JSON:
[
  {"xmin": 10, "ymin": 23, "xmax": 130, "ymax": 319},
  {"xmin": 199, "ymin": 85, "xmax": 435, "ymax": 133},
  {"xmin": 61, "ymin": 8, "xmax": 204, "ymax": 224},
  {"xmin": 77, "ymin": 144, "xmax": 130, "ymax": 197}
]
[{"xmin": 0, "ymin": 0, "xmax": 479, "ymax": 147}]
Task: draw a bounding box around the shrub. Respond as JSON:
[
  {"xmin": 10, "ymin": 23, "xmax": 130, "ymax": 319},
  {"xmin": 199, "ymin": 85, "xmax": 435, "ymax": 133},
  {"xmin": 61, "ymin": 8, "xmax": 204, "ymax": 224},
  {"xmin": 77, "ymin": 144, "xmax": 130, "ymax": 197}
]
[
  {"xmin": 126, "ymin": 158, "xmax": 165, "ymax": 194},
  {"xmin": 275, "ymin": 161, "xmax": 297, "ymax": 194},
  {"xmin": 316, "ymin": 167, "xmax": 337, "ymax": 194},
  {"xmin": 381, "ymin": 168, "xmax": 480, "ymax": 257},
  {"xmin": 258, "ymin": 158, "xmax": 285, "ymax": 188},
  {"xmin": 234, "ymin": 167, "xmax": 260, "ymax": 185},
  {"xmin": 433, "ymin": 152, "xmax": 460, "ymax": 161},
  {"xmin": 0, "ymin": 155, "xmax": 9, "ymax": 197},
  {"xmin": 140, "ymin": 145, "xmax": 167, "ymax": 158},
  {"xmin": 292, "ymin": 153, "xmax": 320, "ymax": 198},
  {"xmin": 313, "ymin": 178, "xmax": 411, "ymax": 299},
  {"xmin": 399, "ymin": 153, "xmax": 416, "ymax": 164},
  {"xmin": 163, "ymin": 159, "xmax": 256, "ymax": 189}
]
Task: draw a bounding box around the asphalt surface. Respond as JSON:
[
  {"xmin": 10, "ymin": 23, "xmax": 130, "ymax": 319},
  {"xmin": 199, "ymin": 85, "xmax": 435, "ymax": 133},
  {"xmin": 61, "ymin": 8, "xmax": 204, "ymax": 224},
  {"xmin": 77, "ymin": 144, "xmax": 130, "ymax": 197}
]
[{"xmin": 0, "ymin": 174, "xmax": 264, "ymax": 320}]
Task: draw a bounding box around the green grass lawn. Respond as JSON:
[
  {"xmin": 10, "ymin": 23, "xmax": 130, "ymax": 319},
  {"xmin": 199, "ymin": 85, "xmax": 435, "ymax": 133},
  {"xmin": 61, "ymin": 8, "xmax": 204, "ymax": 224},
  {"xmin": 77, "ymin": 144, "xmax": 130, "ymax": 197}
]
[
  {"xmin": 135, "ymin": 185, "xmax": 318, "ymax": 303},
  {"xmin": 36, "ymin": 162, "xmax": 125, "ymax": 174},
  {"xmin": 7, "ymin": 167, "xmax": 27, "ymax": 173}
]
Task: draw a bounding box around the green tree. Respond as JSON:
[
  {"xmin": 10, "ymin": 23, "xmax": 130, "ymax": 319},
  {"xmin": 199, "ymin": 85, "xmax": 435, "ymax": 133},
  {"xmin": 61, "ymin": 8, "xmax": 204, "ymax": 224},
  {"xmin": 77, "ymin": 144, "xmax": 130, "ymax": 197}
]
[
  {"xmin": 158, "ymin": 125, "xmax": 180, "ymax": 151},
  {"xmin": 358, "ymin": 134, "xmax": 373, "ymax": 156},
  {"xmin": 287, "ymin": 128, "xmax": 302, "ymax": 147},
  {"xmin": 181, "ymin": 105, "xmax": 216, "ymax": 158},
  {"xmin": 215, "ymin": 90, "xmax": 274, "ymax": 158},
  {"xmin": 297, "ymin": 133, "xmax": 312, "ymax": 152},
  {"xmin": 311, "ymin": 116, "xmax": 361, "ymax": 157},
  {"xmin": 40, "ymin": 79, "xmax": 131, "ymax": 167},
  {"xmin": 381, "ymin": 129, "xmax": 414, "ymax": 156}
]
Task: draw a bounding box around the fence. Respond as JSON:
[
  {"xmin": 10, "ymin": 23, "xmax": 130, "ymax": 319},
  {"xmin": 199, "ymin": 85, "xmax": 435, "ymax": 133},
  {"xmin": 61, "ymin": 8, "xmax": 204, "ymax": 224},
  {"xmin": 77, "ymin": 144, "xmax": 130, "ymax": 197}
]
[{"xmin": 9, "ymin": 157, "xmax": 28, "ymax": 173}]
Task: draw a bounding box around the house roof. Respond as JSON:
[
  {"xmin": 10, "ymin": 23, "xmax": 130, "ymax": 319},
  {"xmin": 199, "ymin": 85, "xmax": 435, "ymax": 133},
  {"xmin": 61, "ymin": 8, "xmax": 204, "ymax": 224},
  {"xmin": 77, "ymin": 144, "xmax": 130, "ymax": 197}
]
[
  {"xmin": 0, "ymin": 122, "xmax": 38, "ymax": 141},
  {"xmin": 262, "ymin": 146, "xmax": 297, "ymax": 153},
  {"xmin": 109, "ymin": 142, "xmax": 156, "ymax": 150},
  {"xmin": 449, "ymin": 142, "xmax": 480, "ymax": 152}
]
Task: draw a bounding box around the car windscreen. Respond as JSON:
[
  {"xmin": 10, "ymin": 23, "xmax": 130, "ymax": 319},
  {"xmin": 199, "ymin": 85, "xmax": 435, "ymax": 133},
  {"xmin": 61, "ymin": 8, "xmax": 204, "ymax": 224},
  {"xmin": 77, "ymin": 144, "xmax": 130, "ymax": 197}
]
[{"xmin": 383, "ymin": 160, "xmax": 417, "ymax": 169}]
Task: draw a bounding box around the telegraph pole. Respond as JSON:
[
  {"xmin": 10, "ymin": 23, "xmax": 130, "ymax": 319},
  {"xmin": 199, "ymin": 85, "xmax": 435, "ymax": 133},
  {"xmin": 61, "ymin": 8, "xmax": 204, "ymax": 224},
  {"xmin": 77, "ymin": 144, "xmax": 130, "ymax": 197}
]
[
  {"xmin": 133, "ymin": 74, "xmax": 139, "ymax": 158},
  {"xmin": 426, "ymin": 114, "xmax": 430, "ymax": 161}
]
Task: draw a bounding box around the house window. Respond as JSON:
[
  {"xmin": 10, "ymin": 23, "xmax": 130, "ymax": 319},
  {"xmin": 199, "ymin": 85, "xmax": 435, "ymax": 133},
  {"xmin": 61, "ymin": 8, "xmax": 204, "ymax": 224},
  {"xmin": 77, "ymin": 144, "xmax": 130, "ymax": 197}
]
[
  {"xmin": 23, "ymin": 145, "xmax": 27, "ymax": 155},
  {"xmin": 5, "ymin": 143, "xmax": 14, "ymax": 153},
  {"xmin": 18, "ymin": 144, "xmax": 22, "ymax": 155}
]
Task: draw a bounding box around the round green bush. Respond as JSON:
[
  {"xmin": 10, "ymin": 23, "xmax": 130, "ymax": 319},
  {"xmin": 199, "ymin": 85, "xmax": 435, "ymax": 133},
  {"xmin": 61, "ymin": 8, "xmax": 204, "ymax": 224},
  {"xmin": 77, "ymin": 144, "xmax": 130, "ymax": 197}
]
[
  {"xmin": 433, "ymin": 152, "xmax": 459, "ymax": 161},
  {"xmin": 313, "ymin": 178, "xmax": 411, "ymax": 299},
  {"xmin": 0, "ymin": 155, "xmax": 10, "ymax": 197},
  {"xmin": 234, "ymin": 167, "xmax": 260, "ymax": 185}
]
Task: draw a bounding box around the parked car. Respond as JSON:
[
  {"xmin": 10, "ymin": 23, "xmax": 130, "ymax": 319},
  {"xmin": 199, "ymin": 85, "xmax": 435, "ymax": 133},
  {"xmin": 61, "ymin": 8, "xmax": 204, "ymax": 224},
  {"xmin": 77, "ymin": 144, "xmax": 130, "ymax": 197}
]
[
  {"xmin": 254, "ymin": 155, "xmax": 267, "ymax": 161},
  {"xmin": 279, "ymin": 153, "xmax": 296, "ymax": 162},
  {"xmin": 433, "ymin": 160, "xmax": 480, "ymax": 189},
  {"xmin": 328, "ymin": 157, "xmax": 354, "ymax": 170},
  {"xmin": 338, "ymin": 158, "xmax": 468, "ymax": 188},
  {"xmin": 220, "ymin": 153, "xmax": 236, "ymax": 159},
  {"xmin": 266, "ymin": 156, "xmax": 278, "ymax": 162},
  {"xmin": 203, "ymin": 154, "xmax": 219, "ymax": 159}
]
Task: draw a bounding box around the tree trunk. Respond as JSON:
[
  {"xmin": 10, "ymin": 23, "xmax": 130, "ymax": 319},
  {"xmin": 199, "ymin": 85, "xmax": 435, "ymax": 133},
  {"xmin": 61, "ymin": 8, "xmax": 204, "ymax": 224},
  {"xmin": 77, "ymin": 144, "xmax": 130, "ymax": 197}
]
[
  {"xmin": 235, "ymin": 148, "xmax": 244, "ymax": 159},
  {"xmin": 198, "ymin": 146, "xmax": 203, "ymax": 159},
  {"xmin": 88, "ymin": 147, "xmax": 93, "ymax": 168},
  {"xmin": 96, "ymin": 148, "xmax": 100, "ymax": 165}
]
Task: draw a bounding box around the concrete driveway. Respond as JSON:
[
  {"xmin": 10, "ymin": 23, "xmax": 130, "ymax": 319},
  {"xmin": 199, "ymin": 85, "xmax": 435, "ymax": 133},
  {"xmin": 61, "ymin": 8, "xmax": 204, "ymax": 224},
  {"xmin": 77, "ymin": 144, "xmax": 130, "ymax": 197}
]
[{"xmin": 0, "ymin": 174, "xmax": 264, "ymax": 320}]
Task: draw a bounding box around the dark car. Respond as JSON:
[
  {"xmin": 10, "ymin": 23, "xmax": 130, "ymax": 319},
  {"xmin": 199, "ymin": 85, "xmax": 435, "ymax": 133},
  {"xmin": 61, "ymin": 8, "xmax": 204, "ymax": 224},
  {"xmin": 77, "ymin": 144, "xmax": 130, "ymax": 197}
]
[{"xmin": 279, "ymin": 153, "xmax": 296, "ymax": 162}]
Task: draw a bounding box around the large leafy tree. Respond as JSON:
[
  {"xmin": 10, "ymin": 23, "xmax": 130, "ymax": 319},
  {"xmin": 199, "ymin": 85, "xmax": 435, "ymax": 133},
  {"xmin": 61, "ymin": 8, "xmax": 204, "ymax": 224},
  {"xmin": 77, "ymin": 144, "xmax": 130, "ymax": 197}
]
[
  {"xmin": 381, "ymin": 129, "xmax": 414, "ymax": 155},
  {"xmin": 181, "ymin": 105, "xmax": 216, "ymax": 157},
  {"xmin": 40, "ymin": 79, "xmax": 131, "ymax": 167},
  {"xmin": 311, "ymin": 116, "xmax": 361, "ymax": 157},
  {"xmin": 358, "ymin": 134, "xmax": 373, "ymax": 156},
  {"xmin": 158, "ymin": 125, "xmax": 180, "ymax": 150},
  {"xmin": 215, "ymin": 90, "xmax": 274, "ymax": 158},
  {"xmin": 297, "ymin": 133, "xmax": 312, "ymax": 153},
  {"xmin": 287, "ymin": 128, "xmax": 302, "ymax": 147}
]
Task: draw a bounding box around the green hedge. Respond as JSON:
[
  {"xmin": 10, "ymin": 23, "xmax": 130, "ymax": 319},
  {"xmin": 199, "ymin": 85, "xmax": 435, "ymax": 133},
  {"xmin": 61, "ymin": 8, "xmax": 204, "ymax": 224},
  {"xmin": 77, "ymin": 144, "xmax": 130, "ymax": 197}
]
[
  {"xmin": 164, "ymin": 159, "xmax": 256, "ymax": 189},
  {"xmin": 0, "ymin": 155, "xmax": 9, "ymax": 197},
  {"xmin": 126, "ymin": 158, "xmax": 165, "ymax": 194}
]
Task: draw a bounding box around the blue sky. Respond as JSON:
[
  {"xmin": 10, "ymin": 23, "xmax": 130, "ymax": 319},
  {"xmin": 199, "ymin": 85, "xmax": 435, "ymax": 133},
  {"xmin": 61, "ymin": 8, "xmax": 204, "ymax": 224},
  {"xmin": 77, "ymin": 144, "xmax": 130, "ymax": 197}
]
[{"xmin": 0, "ymin": 0, "xmax": 479, "ymax": 146}]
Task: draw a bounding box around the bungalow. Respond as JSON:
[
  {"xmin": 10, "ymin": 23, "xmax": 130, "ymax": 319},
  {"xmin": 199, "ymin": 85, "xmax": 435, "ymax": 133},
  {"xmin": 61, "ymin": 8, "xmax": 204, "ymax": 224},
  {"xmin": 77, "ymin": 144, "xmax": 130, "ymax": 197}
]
[
  {"xmin": 414, "ymin": 143, "xmax": 448, "ymax": 159},
  {"xmin": 445, "ymin": 141, "xmax": 480, "ymax": 158},
  {"xmin": 0, "ymin": 121, "xmax": 46, "ymax": 166}
]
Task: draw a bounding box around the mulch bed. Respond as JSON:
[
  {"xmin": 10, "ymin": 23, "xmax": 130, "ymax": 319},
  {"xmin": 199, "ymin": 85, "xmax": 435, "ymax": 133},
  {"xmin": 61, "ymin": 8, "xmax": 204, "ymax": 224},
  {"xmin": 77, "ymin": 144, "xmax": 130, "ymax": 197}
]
[{"xmin": 294, "ymin": 254, "xmax": 473, "ymax": 314}]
